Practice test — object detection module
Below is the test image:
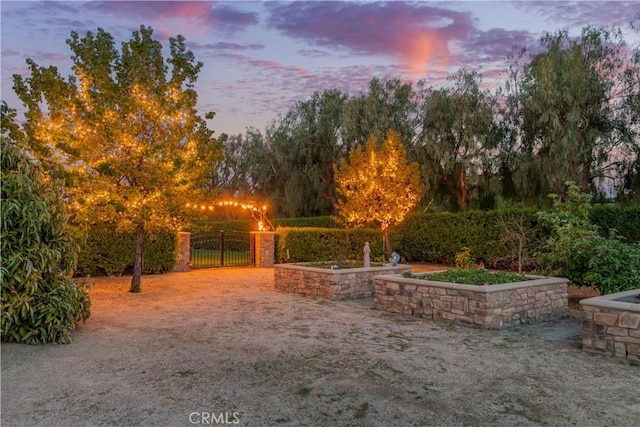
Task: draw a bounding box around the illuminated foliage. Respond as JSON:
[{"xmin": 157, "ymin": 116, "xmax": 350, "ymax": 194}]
[
  {"xmin": 333, "ymin": 130, "xmax": 423, "ymax": 257},
  {"xmin": 1, "ymin": 127, "xmax": 90, "ymax": 344},
  {"xmin": 12, "ymin": 26, "xmax": 223, "ymax": 292}
]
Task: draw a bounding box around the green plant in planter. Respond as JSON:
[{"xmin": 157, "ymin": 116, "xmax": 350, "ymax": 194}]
[
  {"xmin": 418, "ymin": 269, "xmax": 528, "ymax": 286},
  {"xmin": 454, "ymin": 247, "xmax": 474, "ymax": 270}
]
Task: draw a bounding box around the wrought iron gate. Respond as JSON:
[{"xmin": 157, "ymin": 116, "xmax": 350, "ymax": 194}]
[{"xmin": 190, "ymin": 231, "xmax": 255, "ymax": 268}]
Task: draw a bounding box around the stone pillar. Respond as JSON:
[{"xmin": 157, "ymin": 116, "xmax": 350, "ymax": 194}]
[
  {"xmin": 174, "ymin": 232, "xmax": 191, "ymax": 272},
  {"xmin": 251, "ymin": 231, "xmax": 275, "ymax": 268}
]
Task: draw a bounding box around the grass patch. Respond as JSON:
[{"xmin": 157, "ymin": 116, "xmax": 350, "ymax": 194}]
[
  {"xmin": 191, "ymin": 249, "xmax": 251, "ymax": 267},
  {"xmin": 294, "ymin": 386, "xmax": 312, "ymax": 397},
  {"xmin": 353, "ymin": 402, "xmax": 369, "ymax": 419},
  {"xmin": 410, "ymin": 269, "xmax": 529, "ymax": 286}
]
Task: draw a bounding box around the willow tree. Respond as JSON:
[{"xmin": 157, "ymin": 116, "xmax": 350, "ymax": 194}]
[
  {"xmin": 506, "ymin": 26, "xmax": 639, "ymax": 202},
  {"xmin": 13, "ymin": 26, "xmax": 222, "ymax": 292},
  {"xmin": 333, "ymin": 130, "xmax": 423, "ymax": 258},
  {"xmin": 260, "ymin": 89, "xmax": 348, "ymax": 217},
  {"xmin": 416, "ymin": 69, "xmax": 498, "ymax": 212}
]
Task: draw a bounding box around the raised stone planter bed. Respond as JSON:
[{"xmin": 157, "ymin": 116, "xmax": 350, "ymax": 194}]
[
  {"xmin": 374, "ymin": 273, "xmax": 569, "ymax": 328},
  {"xmin": 580, "ymin": 289, "xmax": 640, "ymax": 362},
  {"xmin": 274, "ymin": 263, "xmax": 411, "ymax": 301}
]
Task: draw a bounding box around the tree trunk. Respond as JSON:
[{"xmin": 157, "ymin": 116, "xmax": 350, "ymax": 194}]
[
  {"xmin": 129, "ymin": 223, "xmax": 144, "ymax": 293},
  {"xmin": 383, "ymin": 227, "xmax": 392, "ymax": 261}
]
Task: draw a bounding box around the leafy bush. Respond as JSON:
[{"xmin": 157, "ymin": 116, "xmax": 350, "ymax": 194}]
[
  {"xmin": 275, "ymin": 227, "xmax": 383, "ymax": 263},
  {"xmin": 76, "ymin": 223, "xmax": 177, "ymax": 276},
  {"xmin": 582, "ymin": 238, "xmax": 640, "ymax": 294},
  {"xmin": 537, "ymin": 182, "xmax": 640, "ymax": 294},
  {"xmin": 1, "ymin": 138, "xmax": 91, "ymax": 344}
]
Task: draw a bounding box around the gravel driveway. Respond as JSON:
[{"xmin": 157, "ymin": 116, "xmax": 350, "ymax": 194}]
[{"xmin": 2, "ymin": 267, "xmax": 639, "ymax": 426}]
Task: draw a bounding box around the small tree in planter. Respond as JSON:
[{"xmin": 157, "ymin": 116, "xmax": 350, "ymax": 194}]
[{"xmin": 333, "ymin": 130, "xmax": 423, "ymax": 259}]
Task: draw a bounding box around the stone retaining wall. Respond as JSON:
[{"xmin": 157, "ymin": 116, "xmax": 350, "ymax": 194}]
[
  {"xmin": 374, "ymin": 274, "xmax": 569, "ymax": 328},
  {"xmin": 580, "ymin": 290, "xmax": 640, "ymax": 363},
  {"xmin": 274, "ymin": 264, "xmax": 411, "ymax": 301}
]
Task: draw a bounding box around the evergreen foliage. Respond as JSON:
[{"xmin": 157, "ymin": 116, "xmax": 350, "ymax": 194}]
[
  {"xmin": 76, "ymin": 223, "xmax": 177, "ymax": 276},
  {"xmin": 275, "ymin": 227, "xmax": 383, "ymax": 263},
  {"xmin": 1, "ymin": 137, "xmax": 90, "ymax": 344}
]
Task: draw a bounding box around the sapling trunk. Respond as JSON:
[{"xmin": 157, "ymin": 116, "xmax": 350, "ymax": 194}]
[{"xmin": 130, "ymin": 223, "xmax": 144, "ymax": 293}]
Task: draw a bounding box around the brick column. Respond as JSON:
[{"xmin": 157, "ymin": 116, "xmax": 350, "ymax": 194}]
[
  {"xmin": 251, "ymin": 231, "xmax": 275, "ymax": 268},
  {"xmin": 174, "ymin": 232, "xmax": 191, "ymax": 272}
]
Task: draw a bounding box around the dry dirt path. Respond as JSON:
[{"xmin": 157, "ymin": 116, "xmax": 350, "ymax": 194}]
[{"xmin": 2, "ymin": 267, "xmax": 639, "ymax": 427}]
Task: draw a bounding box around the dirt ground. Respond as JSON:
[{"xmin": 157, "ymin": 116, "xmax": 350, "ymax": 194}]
[{"xmin": 2, "ymin": 266, "xmax": 638, "ymax": 427}]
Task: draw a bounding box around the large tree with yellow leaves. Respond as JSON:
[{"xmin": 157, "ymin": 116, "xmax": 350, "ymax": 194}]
[
  {"xmin": 12, "ymin": 26, "xmax": 223, "ymax": 292},
  {"xmin": 333, "ymin": 130, "xmax": 423, "ymax": 258}
]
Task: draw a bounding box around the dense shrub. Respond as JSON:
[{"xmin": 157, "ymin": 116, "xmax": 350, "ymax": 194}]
[
  {"xmin": 76, "ymin": 223, "xmax": 177, "ymax": 276},
  {"xmin": 590, "ymin": 205, "xmax": 640, "ymax": 243},
  {"xmin": 582, "ymin": 238, "xmax": 640, "ymax": 294},
  {"xmin": 1, "ymin": 138, "xmax": 90, "ymax": 344},
  {"xmin": 275, "ymin": 227, "xmax": 383, "ymax": 263},
  {"xmin": 537, "ymin": 182, "xmax": 640, "ymax": 294}
]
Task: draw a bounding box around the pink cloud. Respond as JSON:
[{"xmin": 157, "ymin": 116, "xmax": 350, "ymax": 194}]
[{"xmin": 266, "ymin": 2, "xmax": 476, "ymax": 74}]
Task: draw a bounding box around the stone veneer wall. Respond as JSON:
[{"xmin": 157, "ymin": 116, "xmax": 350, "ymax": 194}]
[
  {"xmin": 581, "ymin": 289, "xmax": 640, "ymax": 363},
  {"xmin": 174, "ymin": 232, "xmax": 191, "ymax": 272},
  {"xmin": 274, "ymin": 264, "xmax": 412, "ymax": 301},
  {"xmin": 251, "ymin": 232, "xmax": 275, "ymax": 268},
  {"xmin": 374, "ymin": 274, "xmax": 568, "ymax": 328}
]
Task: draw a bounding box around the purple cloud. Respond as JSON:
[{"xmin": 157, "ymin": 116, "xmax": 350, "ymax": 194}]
[
  {"xmin": 265, "ymin": 1, "xmax": 475, "ymax": 72},
  {"xmin": 515, "ymin": 1, "xmax": 639, "ymax": 30},
  {"xmin": 84, "ymin": 1, "xmax": 258, "ymax": 35}
]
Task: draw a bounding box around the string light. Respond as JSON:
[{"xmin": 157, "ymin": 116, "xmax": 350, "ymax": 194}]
[{"xmin": 186, "ymin": 199, "xmax": 274, "ymax": 231}]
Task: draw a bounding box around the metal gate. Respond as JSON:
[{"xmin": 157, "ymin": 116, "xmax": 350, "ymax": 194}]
[{"xmin": 190, "ymin": 231, "xmax": 255, "ymax": 268}]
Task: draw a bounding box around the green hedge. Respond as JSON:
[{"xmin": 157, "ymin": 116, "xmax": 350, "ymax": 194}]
[
  {"xmin": 190, "ymin": 206, "xmax": 638, "ymax": 267},
  {"xmin": 391, "ymin": 209, "xmax": 542, "ymax": 265},
  {"xmin": 190, "ymin": 216, "xmax": 339, "ymax": 233},
  {"xmin": 274, "ymin": 216, "xmax": 338, "ymax": 228},
  {"xmin": 590, "ymin": 205, "xmax": 640, "ymax": 243},
  {"xmin": 76, "ymin": 223, "xmax": 178, "ymax": 276},
  {"xmin": 391, "ymin": 206, "xmax": 638, "ymax": 265},
  {"xmin": 275, "ymin": 227, "xmax": 383, "ymax": 263}
]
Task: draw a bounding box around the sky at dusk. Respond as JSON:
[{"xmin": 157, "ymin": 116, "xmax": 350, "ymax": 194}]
[{"xmin": 2, "ymin": 1, "xmax": 639, "ymax": 137}]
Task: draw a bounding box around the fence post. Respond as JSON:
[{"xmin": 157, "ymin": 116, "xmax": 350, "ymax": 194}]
[
  {"xmin": 219, "ymin": 230, "xmax": 225, "ymax": 266},
  {"xmin": 174, "ymin": 231, "xmax": 191, "ymax": 272},
  {"xmin": 250, "ymin": 231, "xmax": 275, "ymax": 267}
]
